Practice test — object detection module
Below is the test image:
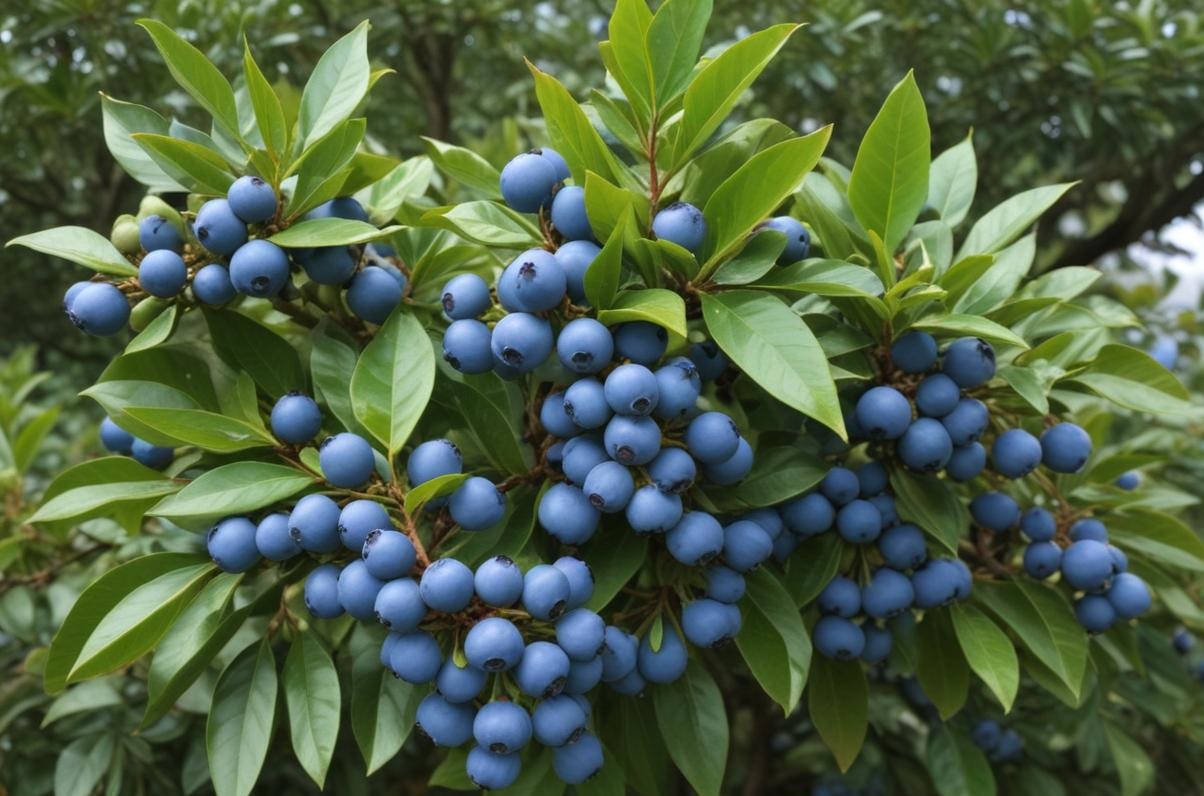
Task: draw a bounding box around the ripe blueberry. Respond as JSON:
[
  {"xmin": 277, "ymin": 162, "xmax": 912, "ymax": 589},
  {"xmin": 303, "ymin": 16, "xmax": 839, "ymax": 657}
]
[
  {"xmin": 651, "ymin": 202, "xmax": 706, "ymax": 253},
  {"xmin": 207, "ymin": 517, "xmax": 260, "ymax": 573},
  {"xmin": 270, "ymin": 393, "xmax": 321, "ymax": 444},
  {"xmin": 319, "ymin": 432, "xmax": 376, "ymax": 488}
]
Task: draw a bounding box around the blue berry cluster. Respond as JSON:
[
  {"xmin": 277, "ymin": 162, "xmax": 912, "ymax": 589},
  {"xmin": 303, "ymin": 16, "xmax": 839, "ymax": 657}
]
[
  {"xmin": 971, "ymin": 719, "xmax": 1024, "ymax": 763},
  {"xmin": 98, "ymin": 416, "xmax": 174, "ymax": 469}
]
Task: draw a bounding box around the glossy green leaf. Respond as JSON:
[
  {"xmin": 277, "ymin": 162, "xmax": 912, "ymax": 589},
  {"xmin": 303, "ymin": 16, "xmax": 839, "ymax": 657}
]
[
  {"xmin": 583, "ymin": 530, "xmax": 648, "ymax": 612},
  {"xmin": 132, "ymin": 133, "xmax": 235, "ymax": 194},
  {"xmin": 351, "ymin": 310, "xmax": 436, "ymax": 456},
  {"xmin": 7, "ymin": 226, "xmax": 137, "ymax": 277},
  {"xmin": 286, "ymin": 117, "xmax": 366, "ymax": 215},
  {"xmin": 528, "ymin": 62, "xmax": 630, "ymax": 188},
  {"xmin": 647, "ymin": 0, "xmax": 712, "ymax": 103},
  {"xmin": 1065, "ymin": 344, "xmax": 1194, "ymax": 415},
  {"xmin": 956, "ymin": 183, "xmax": 1077, "ymax": 259},
  {"xmin": 785, "ymin": 532, "xmax": 843, "ymax": 607},
  {"xmin": 284, "ymin": 634, "xmax": 340, "ymax": 787},
  {"xmin": 404, "ymin": 473, "xmax": 469, "ymax": 515},
  {"xmin": 422, "ymin": 201, "xmax": 542, "ymax": 249},
  {"xmin": 150, "ymin": 462, "xmax": 316, "ymax": 522},
  {"xmin": 736, "ymin": 569, "xmax": 811, "ymax": 713},
  {"xmin": 54, "ymin": 733, "xmax": 115, "ymax": 796},
  {"xmin": 910, "ymin": 313, "xmax": 1028, "ymax": 349},
  {"xmin": 206, "ymin": 640, "xmax": 278, "ymax": 796},
  {"xmin": 652, "ymin": 660, "xmax": 728, "ymax": 796},
  {"xmin": 916, "ymin": 609, "xmax": 969, "ymax": 719},
  {"xmin": 99, "ymin": 94, "xmax": 183, "ymax": 192},
  {"xmin": 122, "ymin": 406, "xmax": 274, "ymax": 452},
  {"xmin": 950, "ymin": 602, "xmax": 1019, "ymax": 711},
  {"xmin": 583, "ymin": 210, "xmax": 630, "ymax": 311},
  {"xmin": 928, "ymin": 135, "xmax": 977, "ymax": 227},
  {"xmin": 422, "ymin": 137, "xmax": 502, "ymax": 198},
  {"xmin": 137, "ymin": 19, "xmax": 242, "ymax": 139},
  {"xmin": 605, "ymin": 0, "xmax": 654, "ymax": 118},
  {"xmin": 927, "ymin": 725, "xmax": 996, "ymax": 796},
  {"xmin": 432, "ymin": 362, "xmax": 533, "ymax": 477},
  {"xmin": 243, "ymin": 41, "xmax": 287, "ymax": 157},
  {"xmin": 808, "ymin": 655, "xmax": 867, "ymax": 772},
  {"xmin": 598, "ymin": 288, "xmax": 688, "ymax": 344},
  {"xmin": 204, "ymin": 310, "xmax": 305, "ymax": 397},
  {"xmin": 350, "ymin": 625, "xmax": 422, "ymax": 774},
  {"xmin": 297, "ymin": 21, "xmax": 371, "ymax": 148}
]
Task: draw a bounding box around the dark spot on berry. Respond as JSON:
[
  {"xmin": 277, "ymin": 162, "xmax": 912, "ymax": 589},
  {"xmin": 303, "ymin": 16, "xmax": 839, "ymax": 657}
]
[
  {"xmin": 501, "ymin": 346, "xmax": 523, "ymax": 366},
  {"xmin": 632, "ymin": 397, "xmax": 650, "ymax": 413}
]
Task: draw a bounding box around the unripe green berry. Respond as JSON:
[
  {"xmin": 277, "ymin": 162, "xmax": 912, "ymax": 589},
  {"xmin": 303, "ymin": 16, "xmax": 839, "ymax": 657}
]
[
  {"xmin": 137, "ymin": 195, "xmax": 183, "ymax": 229},
  {"xmin": 111, "ymin": 214, "xmax": 141, "ymax": 254},
  {"xmin": 130, "ymin": 296, "xmax": 169, "ymax": 331}
]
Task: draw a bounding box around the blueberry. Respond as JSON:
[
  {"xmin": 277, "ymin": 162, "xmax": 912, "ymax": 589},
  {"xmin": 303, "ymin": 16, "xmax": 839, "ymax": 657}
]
[
  {"xmin": 911, "ymin": 560, "xmax": 960, "ymax": 608},
  {"xmin": 638, "ymin": 627, "xmax": 688, "ymax": 684},
  {"xmin": 501, "ymin": 248, "xmax": 566, "ymax": 312},
  {"xmin": 271, "ymin": 393, "xmax": 322, "ymax": 444},
  {"xmin": 1114, "ymin": 471, "xmax": 1140, "ymax": 491},
  {"xmin": 1070, "ymin": 518, "xmax": 1108, "ymax": 543},
  {"xmin": 941, "ymin": 398, "xmax": 989, "ymax": 446},
  {"xmin": 338, "ymin": 499, "xmax": 391, "ymax": 551},
  {"xmin": 705, "ymin": 565, "xmax": 746, "ymax": 603},
  {"xmin": 540, "ymin": 392, "xmax": 579, "ymax": 439},
  {"xmin": 374, "ymin": 578, "xmax": 426, "ymax": 631},
  {"xmin": 1040, "ymin": 423, "xmax": 1092, "ymax": 474},
  {"xmin": 891, "ymin": 331, "xmax": 938, "ymax": 374},
  {"xmin": 969, "ymin": 491, "xmax": 1020, "ymax": 532},
  {"xmin": 206, "ymin": 517, "xmax": 260, "ymax": 573},
  {"xmin": 229, "ymin": 239, "xmax": 290, "ymax": 297},
  {"xmin": 227, "ymin": 175, "xmax": 277, "ymax": 223},
  {"xmin": 347, "ymin": 265, "xmax": 402, "ymax": 323},
  {"xmin": 688, "ymin": 340, "xmax": 728, "ymax": 381},
  {"xmin": 758, "ymin": 216, "xmax": 810, "ymax": 264},
  {"xmin": 387, "ymin": 630, "xmax": 442, "ymax": 683},
  {"xmin": 465, "ymin": 617, "xmax": 525, "ymax": 671},
  {"xmin": 441, "ymin": 318, "xmax": 492, "ymax": 374},
  {"xmin": 869, "ymin": 494, "xmax": 897, "ymax": 527},
  {"xmin": 942, "ymin": 337, "xmax": 996, "ymax": 388},
  {"xmin": 436, "ymin": 659, "xmax": 487, "ymax": 704},
  {"xmin": 449, "ymin": 477, "xmax": 506, "ymax": 530},
  {"xmin": 855, "ymin": 386, "xmax": 912, "ymax": 440},
  {"xmin": 1075, "ymin": 594, "xmax": 1116, "ymax": 633},
  {"xmin": 613, "ymin": 321, "xmax": 669, "ymax": 366},
  {"xmin": 523, "ymin": 564, "xmax": 571, "ymax": 620},
  {"xmin": 704, "ymin": 438, "xmax": 754, "ymax": 485},
  {"xmin": 553, "ymin": 731, "xmax": 604, "ymax": 785},
  {"xmin": 564, "ymin": 656, "xmax": 604, "ymax": 694},
  {"xmin": 288, "ymin": 493, "xmax": 342, "ymax": 553},
  {"xmin": 862, "ymin": 568, "xmax": 915, "ymax": 618},
  {"xmin": 556, "ymin": 608, "xmax": 606, "ymax": 661},
  {"xmin": 408, "ymin": 439, "xmax": 462, "ymax": 486},
  {"xmin": 63, "ymin": 280, "xmax": 91, "ymax": 311},
  {"xmin": 991, "ymin": 729, "xmax": 1024, "ymax": 763},
  {"xmin": 582, "ymin": 461, "xmax": 634, "ymax": 512},
  {"xmin": 626, "ymin": 485, "xmax": 683, "ymax": 534},
  {"xmin": 856, "ymin": 461, "xmax": 889, "ymax": 498},
  {"xmin": 441, "ymin": 273, "xmax": 491, "ymax": 320},
  {"xmin": 1107, "ymin": 572, "xmax": 1150, "ymax": 619},
  {"xmin": 553, "ymin": 556, "xmax": 594, "ymax": 608},
  {"xmin": 473, "ymin": 700, "xmax": 533, "ymax": 755},
  {"xmin": 562, "ymin": 436, "xmax": 609, "ymax": 484},
  {"xmin": 599, "ymin": 626, "xmax": 639, "ymax": 680},
  {"xmin": 500, "ymin": 152, "xmax": 560, "ymax": 212},
  {"xmin": 130, "ymin": 438, "xmax": 173, "ymax": 469},
  {"xmin": 991, "ymin": 428, "xmax": 1042, "ymax": 479},
  {"xmin": 604, "ymin": 364, "xmax": 660, "ymax": 416},
  {"xmin": 298, "ymin": 246, "xmax": 356, "ymax": 285},
  {"xmin": 647, "ymin": 447, "xmax": 697, "ymax": 494},
  {"xmin": 540, "ymin": 148, "xmax": 571, "ymax": 181},
  {"xmin": 557, "ymin": 318, "xmax": 614, "ymax": 374},
  {"xmin": 1023, "ymin": 541, "xmax": 1062, "ymax": 579},
  {"xmin": 820, "ymin": 467, "xmax": 860, "ymax": 506},
  {"xmin": 68, "ymin": 283, "xmax": 129, "ymax": 336},
  {"xmin": 682, "ymin": 599, "xmax": 740, "ymax": 647},
  {"xmin": 193, "ymin": 199, "xmax": 247, "ymax": 255},
  {"xmin": 319, "ymin": 432, "xmax": 376, "ymax": 488},
  {"xmin": 416, "ymin": 693, "xmax": 474, "ymax": 747},
  {"xmin": 1107, "ymin": 544, "xmax": 1128, "ymax": 574},
  {"xmin": 818, "ymin": 576, "xmax": 862, "ymax": 617},
  {"xmin": 654, "ymin": 358, "xmax": 702, "ymax": 420},
  {"xmin": 651, "ymin": 202, "xmax": 706, "ymax": 253},
  {"xmin": 533, "ymin": 695, "xmax": 589, "ymax": 747},
  {"xmin": 304, "ymin": 564, "xmax": 343, "ymax": 619},
  {"xmin": 878, "ymin": 523, "xmax": 927, "ymax": 570},
  {"xmin": 814, "ymin": 615, "xmax": 865, "ymax": 661},
  {"xmin": 491, "ymin": 312, "xmax": 554, "ymax": 372},
  {"xmin": 99, "ymin": 417, "xmax": 134, "ymax": 454},
  {"xmin": 1173, "ymin": 629, "xmax": 1195, "ymax": 655},
  {"xmin": 861, "ymin": 624, "xmax": 893, "ymax": 664},
  {"xmin": 254, "ymin": 512, "xmax": 300, "ymax": 561},
  {"xmin": 306, "ymin": 197, "xmax": 369, "ymax": 222},
  {"xmin": 549, "ymin": 243, "xmax": 598, "ymax": 307},
  {"xmin": 515, "ymin": 641, "xmax": 571, "ymax": 697},
  {"xmin": 547, "ymin": 440, "xmax": 566, "ymax": 469},
  {"xmin": 782, "ymin": 492, "xmax": 836, "ymax": 536},
  {"xmin": 420, "ymin": 558, "xmax": 475, "ymax": 612},
  {"xmin": 192, "ymin": 263, "xmax": 236, "ymax": 305},
  {"xmin": 564, "ymin": 378, "xmax": 612, "ymax": 429},
  {"xmin": 1060, "ymin": 540, "xmax": 1114, "ymax": 591},
  {"xmin": 538, "ymin": 483, "xmax": 601, "ymax": 544},
  {"xmin": 836, "ymin": 499, "xmax": 883, "ymax": 544},
  {"xmin": 684, "ymin": 411, "xmax": 740, "ymax": 464},
  {"xmin": 899, "ymin": 417, "xmax": 954, "ymax": 472},
  {"xmin": 466, "ymin": 746, "xmax": 521, "ymax": 790},
  {"xmin": 743, "ymin": 508, "xmax": 785, "ymax": 540},
  {"xmin": 551, "ymin": 185, "xmax": 593, "ymax": 241},
  {"xmin": 474, "ymin": 556, "xmax": 524, "ymax": 607},
  {"xmin": 972, "ymin": 720, "xmax": 1002, "ymax": 750},
  {"xmin": 138, "ymin": 249, "xmax": 187, "ymax": 298},
  {"xmin": 139, "ymin": 214, "xmax": 183, "ymax": 253},
  {"xmin": 363, "ymin": 529, "xmax": 417, "ymax": 580},
  {"xmin": 915, "ymin": 373, "xmax": 961, "ymax": 418},
  {"xmin": 946, "ymin": 442, "xmax": 986, "ymax": 481},
  {"xmin": 666, "ymin": 511, "xmax": 725, "ymax": 566},
  {"xmin": 604, "ymin": 415, "xmax": 661, "ymax": 466},
  {"xmin": 337, "ymin": 559, "xmax": 386, "ymax": 621}
]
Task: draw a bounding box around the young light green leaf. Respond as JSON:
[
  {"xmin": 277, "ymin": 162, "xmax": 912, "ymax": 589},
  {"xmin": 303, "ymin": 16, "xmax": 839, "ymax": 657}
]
[
  {"xmin": 421, "ymin": 201, "xmax": 543, "ymax": 249},
  {"xmin": 100, "ymin": 94, "xmax": 184, "ymax": 192},
  {"xmin": 647, "ymin": 0, "xmax": 713, "ymax": 104},
  {"xmin": 268, "ymin": 218, "xmax": 403, "ymax": 247},
  {"xmin": 808, "ymin": 655, "xmax": 868, "ymax": 772},
  {"xmin": 298, "ymin": 21, "xmax": 371, "ymax": 149},
  {"xmin": 848, "ymin": 71, "xmax": 931, "ymax": 255},
  {"xmin": 652, "ymin": 660, "xmax": 728, "ymax": 796},
  {"xmin": 150, "ymin": 462, "xmax": 316, "ymax": 523},
  {"xmin": 909, "ymin": 313, "xmax": 1029, "ymax": 349},
  {"xmin": 584, "ymin": 170, "xmax": 648, "ymax": 244},
  {"xmin": 605, "ymin": 0, "xmax": 654, "ymax": 119},
  {"xmin": 950, "ymin": 603, "xmax": 1019, "ymax": 712},
  {"xmin": 7, "ymin": 226, "xmax": 137, "ymax": 277},
  {"xmin": 284, "ymin": 634, "xmax": 340, "ymax": 788},
  {"xmin": 132, "ymin": 133, "xmax": 235, "ymax": 194},
  {"xmin": 598, "ymin": 288, "xmax": 688, "ymax": 344},
  {"xmin": 286, "ymin": 117, "xmax": 366, "ymax": 216},
  {"xmin": 584, "ymin": 211, "xmax": 630, "ymax": 310},
  {"xmin": 125, "ymin": 304, "xmax": 178, "ymax": 354},
  {"xmin": 137, "ymin": 20, "xmax": 242, "ymax": 140},
  {"xmin": 404, "ymin": 473, "xmax": 470, "ymax": 515},
  {"xmin": 351, "ymin": 310, "xmax": 436, "ymax": 456},
  {"xmin": 422, "ymin": 137, "xmax": 502, "ymax": 198},
  {"xmin": 956, "ymin": 183, "xmax": 1077, "ymax": 259},
  {"xmin": 928, "ymin": 134, "xmax": 978, "ymax": 227},
  {"xmin": 206, "ymin": 640, "xmax": 278, "ymax": 796},
  {"xmin": 30, "ymin": 479, "xmax": 182, "ymax": 524},
  {"xmin": 243, "ymin": 41, "xmax": 288, "ymax": 158}
]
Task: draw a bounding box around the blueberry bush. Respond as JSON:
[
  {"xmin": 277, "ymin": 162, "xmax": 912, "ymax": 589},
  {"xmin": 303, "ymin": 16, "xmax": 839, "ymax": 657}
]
[{"xmin": 6, "ymin": 2, "xmax": 1204, "ymax": 794}]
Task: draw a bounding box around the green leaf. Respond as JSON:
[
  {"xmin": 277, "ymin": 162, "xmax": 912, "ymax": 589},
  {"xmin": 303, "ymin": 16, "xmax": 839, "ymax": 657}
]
[
  {"xmin": 528, "ymin": 62, "xmax": 630, "ymax": 188},
  {"xmin": 1103, "ymin": 722, "xmax": 1154, "ymax": 796},
  {"xmin": 701, "ymin": 446, "xmax": 826, "ymax": 512},
  {"xmin": 350, "ymin": 625, "xmax": 422, "ymax": 774},
  {"xmin": 583, "ymin": 530, "xmax": 649, "ymax": 612},
  {"xmin": 100, "ymin": 94, "xmax": 184, "ymax": 192},
  {"xmin": 699, "ymin": 127, "xmax": 832, "ymax": 274},
  {"xmin": 35, "ymin": 456, "xmax": 172, "ymax": 533},
  {"xmin": 150, "ymin": 462, "xmax": 316, "ymax": 523},
  {"xmin": 11, "ymin": 405, "xmax": 57, "ymax": 475},
  {"xmin": 848, "ymin": 72, "xmax": 931, "ymax": 255},
  {"xmin": 137, "ymin": 19, "xmax": 242, "ymax": 140},
  {"xmin": 927, "ymin": 725, "xmax": 996, "ymax": 796},
  {"xmin": 710, "ymin": 229, "xmax": 786, "ymax": 285},
  {"xmin": 674, "ymin": 24, "xmax": 802, "ymax": 164},
  {"xmin": 604, "ymin": 0, "xmax": 654, "ymax": 119},
  {"xmin": 42, "ymin": 679, "xmax": 123, "ymax": 728},
  {"xmin": 433, "ymin": 363, "xmax": 533, "ymax": 477},
  {"xmin": 584, "ymin": 171, "xmax": 647, "ymax": 245},
  {"xmin": 976, "ymin": 580, "xmax": 1088, "ymax": 701},
  {"xmin": 928, "ymin": 135, "xmax": 977, "ymax": 227},
  {"xmin": 421, "ymin": 201, "xmax": 542, "ymax": 249},
  {"xmin": 7, "ymin": 226, "xmax": 137, "ymax": 277},
  {"xmin": 808, "ymin": 656, "xmax": 867, "ymax": 772},
  {"xmin": 30, "ymin": 479, "xmax": 181, "ymax": 524},
  {"xmin": 206, "ymin": 640, "xmax": 278, "ymax": 796},
  {"xmin": 752, "ymin": 259, "xmax": 886, "ymax": 301},
  {"xmin": 444, "ymin": 484, "xmax": 539, "ymax": 567},
  {"xmin": 735, "ymin": 569, "xmax": 811, "ymax": 713},
  {"xmin": 998, "ymin": 365, "xmax": 1050, "ymax": 415},
  {"xmin": 268, "ymin": 218, "xmax": 402, "ymax": 247},
  {"xmin": 68, "ymin": 561, "xmax": 216, "ymax": 683},
  {"xmin": 404, "ymin": 473, "xmax": 470, "ymax": 515},
  {"xmin": 785, "ymin": 533, "xmax": 844, "ymax": 607},
  {"xmin": 310, "ymin": 320, "xmax": 366, "ymax": 436},
  {"xmin": 284, "ymin": 634, "xmax": 340, "ymax": 788},
  {"xmin": 1065, "ymin": 344, "xmax": 1194, "ymax": 415},
  {"xmin": 956, "ymin": 183, "xmax": 1077, "ymax": 259},
  {"xmin": 422, "ymin": 137, "xmax": 502, "ymax": 198},
  {"xmin": 598, "ymin": 288, "xmax": 688, "ymax": 344},
  {"xmin": 243, "ymin": 41, "xmax": 288, "ymax": 158},
  {"xmin": 647, "ymin": 0, "xmax": 713, "ymax": 104},
  {"xmin": 132, "ymin": 133, "xmax": 235, "ymax": 195},
  {"xmin": 351, "ymin": 310, "xmax": 436, "ymax": 457},
  {"xmin": 916, "ymin": 609, "xmax": 969, "ymax": 719},
  {"xmin": 286, "ymin": 117, "xmax": 366, "ymax": 215},
  {"xmin": 204, "ymin": 310, "xmax": 305, "ymax": 397},
  {"xmin": 583, "ymin": 211, "xmax": 629, "ymax": 310},
  {"xmin": 55, "ymin": 733, "xmax": 115, "ymax": 796},
  {"xmin": 297, "ymin": 21, "xmax": 371, "ymax": 149},
  {"xmin": 701, "ymin": 291, "xmax": 844, "ymax": 437},
  {"xmin": 1108, "ymin": 510, "xmax": 1204, "ymax": 572},
  {"xmin": 125, "ymin": 303, "xmax": 178, "ymax": 354},
  {"xmin": 952, "ymin": 235, "xmax": 1035, "ymax": 316},
  {"xmin": 122, "ymin": 407, "xmax": 274, "ymax": 452},
  {"xmin": 597, "ymin": 696, "xmax": 674, "ymax": 796},
  {"xmin": 909, "ymin": 313, "xmax": 1029, "ymax": 349},
  {"xmin": 365, "ymin": 156, "xmax": 435, "ymax": 225},
  {"xmin": 652, "ymin": 660, "xmax": 728, "ymax": 796},
  {"xmin": 950, "ymin": 602, "xmax": 1019, "ymax": 711}
]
